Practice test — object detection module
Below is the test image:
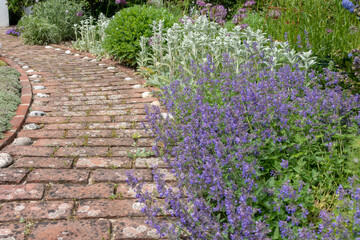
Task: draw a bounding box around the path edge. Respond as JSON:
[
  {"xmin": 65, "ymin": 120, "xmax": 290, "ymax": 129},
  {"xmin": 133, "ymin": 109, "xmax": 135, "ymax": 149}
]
[{"xmin": 0, "ymin": 57, "xmax": 32, "ymax": 150}]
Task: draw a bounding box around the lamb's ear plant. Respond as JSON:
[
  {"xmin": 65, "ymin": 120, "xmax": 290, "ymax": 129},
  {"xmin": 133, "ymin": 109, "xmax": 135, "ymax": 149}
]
[
  {"xmin": 73, "ymin": 13, "xmax": 110, "ymax": 57},
  {"xmin": 137, "ymin": 16, "xmax": 316, "ymax": 88}
]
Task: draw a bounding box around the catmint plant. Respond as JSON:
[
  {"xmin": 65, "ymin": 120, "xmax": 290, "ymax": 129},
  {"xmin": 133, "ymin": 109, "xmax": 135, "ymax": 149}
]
[{"xmin": 129, "ymin": 56, "xmax": 360, "ymax": 239}]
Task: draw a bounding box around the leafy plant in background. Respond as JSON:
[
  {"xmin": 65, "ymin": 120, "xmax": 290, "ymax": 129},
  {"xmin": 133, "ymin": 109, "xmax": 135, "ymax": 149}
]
[
  {"xmin": 73, "ymin": 13, "xmax": 110, "ymax": 57},
  {"xmin": 262, "ymin": 0, "xmax": 360, "ymax": 81},
  {"xmin": 137, "ymin": 16, "xmax": 316, "ymax": 87},
  {"xmin": 0, "ymin": 66, "xmax": 21, "ymax": 139},
  {"xmin": 128, "ymin": 53, "xmax": 360, "ymax": 239},
  {"xmin": 6, "ymin": 0, "xmax": 42, "ymax": 25},
  {"xmin": 18, "ymin": 0, "xmax": 84, "ymax": 44},
  {"xmin": 81, "ymin": 0, "xmax": 147, "ymax": 18},
  {"xmin": 103, "ymin": 4, "xmax": 178, "ymax": 66}
]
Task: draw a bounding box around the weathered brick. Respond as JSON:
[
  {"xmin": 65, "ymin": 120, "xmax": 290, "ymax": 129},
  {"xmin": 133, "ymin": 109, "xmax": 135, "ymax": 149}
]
[
  {"xmin": 44, "ymin": 123, "xmax": 86, "ymax": 130},
  {"xmin": 1, "ymin": 146, "xmax": 54, "ymax": 157},
  {"xmin": 75, "ymin": 157, "xmax": 131, "ymax": 169},
  {"xmin": 0, "ymin": 184, "xmax": 44, "ymax": 201},
  {"xmin": 27, "ymin": 169, "xmax": 89, "ymax": 183},
  {"xmin": 66, "ymin": 130, "xmax": 112, "ymax": 138},
  {"xmin": 13, "ymin": 157, "xmax": 73, "ymax": 168},
  {"xmin": 18, "ymin": 130, "xmax": 65, "ymax": 139},
  {"xmin": 54, "ymin": 147, "xmax": 109, "ymax": 157},
  {"xmin": 76, "ymin": 199, "xmax": 143, "ymax": 218},
  {"xmin": 92, "ymin": 169, "xmax": 152, "ymax": 183},
  {"xmin": 26, "ymin": 116, "xmax": 68, "ymax": 124},
  {"xmin": 70, "ymin": 116, "xmax": 111, "ymax": 123},
  {"xmin": 113, "ymin": 218, "xmax": 160, "ymax": 239},
  {"xmin": 0, "ymin": 201, "xmax": 73, "ymax": 221},
  {"xmin": 85, "ymin": 138, "xmax": 134, "ymax": 146},
  {"xmin": 33, "ymin": 138, "xmax": 84, "ymax": 147},
  {"xmin": 28, "ymin": 220, "xmax": 110, "ymax": 240},
  {"xmin": 0, "ymin": 223, "xmax": 25, "ymax": 239},
  {"xmin": 88, "ymin": 122, "xmax": 129, "ymax": 130},
  {"xmin": 0, "ymin": 169, "xmax": 28, "ymax": 184},
  {"xmin": 135, "ymin": 158, "xmax": 166, "ymax": 168},
  {"xmin": 46, "ymin": 183, "xmax": 114, "ymax": 200}
]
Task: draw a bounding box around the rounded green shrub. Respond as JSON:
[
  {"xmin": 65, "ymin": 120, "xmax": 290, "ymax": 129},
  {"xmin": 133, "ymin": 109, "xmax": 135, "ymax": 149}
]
[
  {"xmin": 103, "ymin": 5, "xmax": 178, "ymax": 66},
  {"xmin": 18, "ymin": 0, "xmax": 84, "ymax": 45}
]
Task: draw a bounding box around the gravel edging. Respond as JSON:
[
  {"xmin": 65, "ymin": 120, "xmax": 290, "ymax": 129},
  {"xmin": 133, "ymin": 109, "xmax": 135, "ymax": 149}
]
[{"xmin": 0, "ymin": 57, "xmax": 32, "ymax": 150}]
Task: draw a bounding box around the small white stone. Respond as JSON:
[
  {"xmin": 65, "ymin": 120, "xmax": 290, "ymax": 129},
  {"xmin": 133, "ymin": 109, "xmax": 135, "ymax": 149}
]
[
  {"xmin": 83, "ymin": 57, "xmax": 89, "ymax": 60},
  {"xmin": 125, "ymin": 77, "xmax": 132, "ymax": 81},
  {"xmin": 65, "ymin": 50, "xmax": 71, "ymax": 54},
  {"xmin": 98, "ymin": 64, "xmax": 107, "ymax": 67},
  {"xmin": 0, "ymin": 153, "xmax": 13, "ymax": 168},
  {"xmin": 24, "ymin": 123, "xmax": 41, "ymax": 130},
  {"xmin": 54, "ymin": 48, "xmax": 61, "ymax": 51},
  {"xmin": 74, "ymin": 54, "xmax": 80, "ymax": 57},
  {"xmin": 36, "ymin": 93, "xmax": 49, "ymax": 98},
  {"xmin": 132, "ymin": 84, "xmax": 142, "ymax": 89},
  {"xmin": 107, "ymin": 66, "xmax": 115, "ymax": 70},
  {"xmin": 29, "ymin": 111, "xmax": 46, "ymax": 117},
  {"xmin": 22, "ymin": 66, "xmax": 29, "ymax": 69},
  {"xmin": 45, "ymin": 46, "xmax": 53, "ymax": 49},
  {"xmin": 160, "ymin": 113, "xmax": 174, "ymax": 120},
  {"xmin": 33, "ymin": 86, "xmax": 46, "ymax": 90},
  {"xmin": 26, "ymin": 69, "xmax": 34, "ymax": 73},
  {"xmin": 29, "ymin": 74, "xmax": 39, "ymax": 79},
  {"xmin": 141, "ymin": 92, "xmax": 152, "ymax": 98},
  {"xmin": 91, "ymin": 59, "xmax": 98, "ymax": 62},
  {"xmin": 12, "ymin": 137, "xmax": 33, "ymax": 146},
  {"xmin": 150, "ymin": 101, "xmax": 161, "ymax": 106}
]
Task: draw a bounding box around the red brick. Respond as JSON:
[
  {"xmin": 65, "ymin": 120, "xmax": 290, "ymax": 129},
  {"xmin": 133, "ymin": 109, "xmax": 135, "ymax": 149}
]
[
  {"xmin": 46, "ymin": 183, "xmax": 114, "ymax": 200},
  {"xmin": 27, "ymin": 169, "xmax": 89, "ymax": 183},
  {"xmin": 110, "ymin": 147, "xmax": 153, "ymax": 157},
  {"xmin": 44, "ymin": 123, "xmax": 86, "ymax": 130},
  {"xmin": 75, "ymin": 157, "xmax": 131, "ymax": 168},
  {"xmin": 85, "ymin": 138, "xmax": 134, "ymax": 146},
  {"xmin": 13, "ymin": 157, "xmax": 73, "ymax": 168},
  {"xmin": 135, "ymin": 158, "xmax": 166, "ymax": 168},
  {"xmin": 66, "ymin": 130, "xmax": 112, "ymax": 138},
  {"xmin": 28, "ymin": 220, "xmax": 110, "ymax": 240},
  {"xmin": 0, "ymin": 223, "xmax": 25, "ymax": 239},
  {"xmin": 0, "ymin": 201, "xmax": 73, "ymax": 221},
  {"xmin": 9, "ymin": 116, "xmax": 24, "ymax": 129},
  {"xmin": 76, "ymin": 199, "xmax": 143, "ymax": 218},
  {"xmin": 117, "ymin": 183, "xmax": 157, "ymax": 198},
  {"xmin": 2, "ymin": 146, "xmax": 54, "ymax": 157},
  {"xmin": 18, "ymin": 130, "xmax": 65, "ymax": 139},
  {"xmin": 33, "ymin": 138, "xmax": 83, "ymax": 147},
  {"xmin": 0, "ymin": 169, "xmax": 28, "ymax": 184},
  {"xmin": 0, "ymin": 184, "xmax": 44, "ymax": 201},
  {"xmin": 115, "ymin": 115, "xmax": 147, "ymax": 122},
  {"xmin": 92, "ymin": 169, "xmax": 152, "ymax": 183},
  {"xmin": 88, "ymin": 122, "xmax": 129, "ymax": 130},
  {"xmin": 54, "ymin": 147, "xmax": 109, "ymax": 157},
  {"xmin": 15, "ymin": 104, "xmax": 29, "ymax": 116},
  {"xmin": 70, "ymin": 116, "xmax": 111, "ymax": 123},
  {"xmin": 26, "ymin": 116, "xmax": 68, "ymax": 124},
  {"xmin": 113, "ymin": 218, "xmax": 160, "ymax": 239}
]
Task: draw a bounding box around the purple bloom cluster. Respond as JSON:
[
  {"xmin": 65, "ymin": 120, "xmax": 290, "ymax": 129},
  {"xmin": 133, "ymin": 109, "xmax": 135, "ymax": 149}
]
[
  {"xmin": 76, "ymin": 11, "xmax": 83, "ymax": 17},
  {"xmin": 5, "ymin": 27, "xmax": 22, "ymax": 37},
  {"xmin": 128, "ymin": 53, "xmax": 360, "ymax": 238},
  {"xmin": 233, "ymin": 8, "xmax": 248, "ymax": 25},
  {"xmin": 342, "ymin": 0, "xmax": 356, "ymax": 12},
  {"xmin": 196, "ymin": 1, "xmax": 227, "ymax": 25},
  {"xmin": 115, "ymin": 0, "xmax": 126, "ymax": 5}
]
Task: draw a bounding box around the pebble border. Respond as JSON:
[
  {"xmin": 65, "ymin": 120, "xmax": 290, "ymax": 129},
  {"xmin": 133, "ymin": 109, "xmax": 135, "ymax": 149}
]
[{"xmin": 0, "ymin": 57, "xmax": 32, "ymax": 150}]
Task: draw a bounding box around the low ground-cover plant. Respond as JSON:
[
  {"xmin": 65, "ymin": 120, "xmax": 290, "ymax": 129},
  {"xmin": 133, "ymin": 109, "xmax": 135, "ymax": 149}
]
[
  {"xmin": 18, "ymin": 0, "xmax": 85, "ymax": 44},
  {"xmin": 0, "ymin": 66, "xmax": 21, "ymax": 138},
  {"xmin": 138, "ymin": 16, "xmax": 315, "ymax": 87},
  {"xmin": 103, "ymin": 5, "xmax": 178, "ymax": 66},
  {"xmin": 73, "ymin": 13, "xmax": 110, "ymax": 57},
  {"xmin": 128, "ymin": 55, "xmax": 360, "ymax": 238}
]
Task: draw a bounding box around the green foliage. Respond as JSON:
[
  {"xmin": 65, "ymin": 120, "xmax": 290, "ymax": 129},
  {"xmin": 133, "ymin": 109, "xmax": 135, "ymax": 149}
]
[
  {"xmin": 18, "ymin": 0, "xmax": 84, "ymax": 45},
  {"xmin": 0, "ymin": 66, "xmax": 21, "ymax": 138},
  {"xmin": 81, "ymin": 0, "xmax": 147, "ymax": 18},
  {"xmin": 6, "ymin": 0, "xmax": 39, "ymax": 25},
  {"xmin": 103, "ymin": 5, "xmax": 178, "ymax": 66},
  {"xmin": 262, "ymin": 0, "xmax": 360, "ymax": 69}
]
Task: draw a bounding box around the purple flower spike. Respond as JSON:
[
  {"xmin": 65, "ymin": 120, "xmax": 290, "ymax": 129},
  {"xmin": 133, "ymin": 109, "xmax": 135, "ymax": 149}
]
[
  {"xmin": 244, "ymin": 0, "xmax": 256, "ymax": 7},
  {"xmin": 342, "ymin": 0, "xmax": 355, "ymax": 12},
  {"xmin": 196, "ymin": 0, "xmax": 206, "ymax": 7}
]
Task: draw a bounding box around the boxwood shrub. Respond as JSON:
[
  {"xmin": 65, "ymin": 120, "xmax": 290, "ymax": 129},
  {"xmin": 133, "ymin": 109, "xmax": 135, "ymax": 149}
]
[{"xmin": 103, "ymin": 5, "xmax": 178, "ymax": 66}]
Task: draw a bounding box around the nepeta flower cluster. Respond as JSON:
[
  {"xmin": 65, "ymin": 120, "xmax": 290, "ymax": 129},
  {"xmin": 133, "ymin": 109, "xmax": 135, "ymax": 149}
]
[
  {"xmin": 196, "ymin": 1, "xmax": 227, "ymax": 24},
  {"xmin": 5, "ymin": 27, "xmax": 22, "ymax": 37},
  {"xmin": 129, "ymin": 54, "xmax": 360, "ymax": 238},
  {"xmin": 115, "ymin": 0, "xmax": 126, "ymax": 5}
]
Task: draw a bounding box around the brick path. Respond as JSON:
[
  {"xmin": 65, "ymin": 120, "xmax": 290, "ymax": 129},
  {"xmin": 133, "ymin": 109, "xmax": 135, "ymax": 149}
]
[{"xmin": 0, "ymin": 31, "xmax": 169, "ymax": 239}]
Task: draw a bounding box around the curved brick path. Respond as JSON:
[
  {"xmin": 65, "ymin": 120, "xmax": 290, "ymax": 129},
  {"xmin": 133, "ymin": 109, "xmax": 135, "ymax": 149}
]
[{"xmin": 0, "ymin": 31, "xmax": 170, "ymax": 239}]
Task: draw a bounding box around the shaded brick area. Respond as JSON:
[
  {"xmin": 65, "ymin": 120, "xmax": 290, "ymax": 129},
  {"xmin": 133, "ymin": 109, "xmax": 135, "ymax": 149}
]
[{"xmin": 0, "ymin": 31, "xmax": 168, "ymax": 239}]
